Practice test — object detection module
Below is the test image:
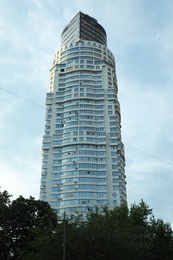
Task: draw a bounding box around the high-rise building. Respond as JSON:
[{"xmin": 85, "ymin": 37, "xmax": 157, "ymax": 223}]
[{"xmin": 40, "ymin": 12, "xmax": 126, "ymax": 218}]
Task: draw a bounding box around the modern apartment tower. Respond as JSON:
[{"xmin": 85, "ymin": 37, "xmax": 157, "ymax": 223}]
[{"xmin": 40, "ymin": 12, "xmax": 126, "ymax": 218}]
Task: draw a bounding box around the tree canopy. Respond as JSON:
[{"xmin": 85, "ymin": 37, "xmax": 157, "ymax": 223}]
[
  {"xmin": 0, "ymin": 190, "xmax": 57, "ymax": 259},
  {"xmin": 0, "ymin": 190, "xmax": 173, "ymax": 260}
]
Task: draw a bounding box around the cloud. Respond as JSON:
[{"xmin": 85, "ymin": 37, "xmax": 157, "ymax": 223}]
[
  {"xmin": 0, "ymin": 150, "xmax": 41, "ymax": 200},
  {"xmin": 0, "ymin": 0, "xmax": 173, "ymax": 226},
  {"xmin": 126, "ymin": 152, "xmax": 173, "ymax": 221}
]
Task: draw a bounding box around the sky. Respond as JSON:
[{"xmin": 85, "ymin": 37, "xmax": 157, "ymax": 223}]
[{"xmin": 0, "ymin": 0, "xmax": 173, "ymax": 225}]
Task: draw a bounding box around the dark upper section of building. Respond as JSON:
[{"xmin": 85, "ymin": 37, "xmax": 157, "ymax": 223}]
[{"xmin": 61, "ymin": 11, "xmax": 107, "ymax": 46}]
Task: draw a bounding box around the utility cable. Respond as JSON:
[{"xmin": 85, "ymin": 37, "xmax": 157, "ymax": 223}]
[
  {"xmin": 0, "ymin": 87, "xmax": 45, "ymax": 110},
  {"xmin": 1, "ymin": 87, "xmax": 172, "ymax": 166},
  {"xmin": 125, "ymin": 143, "xmax": 173, "ymax": 166}
]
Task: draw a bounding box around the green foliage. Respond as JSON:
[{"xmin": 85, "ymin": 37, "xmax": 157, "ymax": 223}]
[
  {"xmin": 0, "ymin": 191, "xmax": 12, "ymax": 259},
  {"xmin": 1, "ymin": 190, "xmax": 173, "ymax": 260},
  {"xmin": 62, "ymin": 202, "xmax": 173, "ymax": 260},
  {"xmin": 0, "ymin": 190, "xmax": 57, "ymax": 259}
]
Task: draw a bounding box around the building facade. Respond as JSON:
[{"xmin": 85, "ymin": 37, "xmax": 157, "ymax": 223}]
[{"xmin": 40, "ymin": 12, "xmax": 126, "ymax": 218}]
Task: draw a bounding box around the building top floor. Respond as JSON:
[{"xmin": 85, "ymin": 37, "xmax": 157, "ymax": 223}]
[{"xmin": 61, "ymin": 11, "xmax": 107, "ymax": 47}]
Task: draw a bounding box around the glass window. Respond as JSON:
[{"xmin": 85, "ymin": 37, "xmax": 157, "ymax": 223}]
[
  {"xmin": 42, "ymin": 195, "xmax": 46, "ymax": 200},
  {"xmin": 112, "ymin": 171, "xmax": 118, "ymax": 176},
  {"xmin": 97, "ymin": 178, "xmax": 106, "ymax": 183},
  {"xmin": 97, "ymin": 185, "xmax": 106, "ymax": 190},
  {"xmin": 97, "ymin": 192, "xmax": 107, "ymax": 197},
  {"xmin": 110, "ymin": 116, "xmax": 116, "ymax": 120},
  {"xmin": 110, "ymin": 133, "xmax": 116, "ymax": 137}
]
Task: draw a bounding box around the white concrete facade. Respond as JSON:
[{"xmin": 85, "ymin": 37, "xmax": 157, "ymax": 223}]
[{"xmin": 40, "ymin": 12, "xmax": 126, "ymax": 218}]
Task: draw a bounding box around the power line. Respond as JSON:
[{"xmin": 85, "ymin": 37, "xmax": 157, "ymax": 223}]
[
  {"xmin": 0, "ymin": 87, "xmax": 45, "ymax": 110},
  {"xmin": 125, "ymin": 143, "xmax": 173, "ymax": 166},
  {"xmin": 1, "ymin": 87, "xmax": 172, "ymax": 167}
]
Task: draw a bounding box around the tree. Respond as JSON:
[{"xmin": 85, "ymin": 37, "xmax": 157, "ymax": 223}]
[
  {"xmin": 148, "ymin": 217, "xmax": 173, "ymax": 260},
  {"xmin": 0, "ymin": 191, "xmax": 12, "ymax": 259},
  {"xmin": 0, "ymin": 190, "xmax": 57, "ymax": 259},
  {"xmin": 1, "ymin": 191, "xmax": 173, "ymax": 260},
  {"xmin": 63, "ymin": 202, "xmax": 173, "ymax": 260}
]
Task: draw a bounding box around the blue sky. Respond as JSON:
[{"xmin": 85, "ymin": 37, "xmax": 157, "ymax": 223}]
[{"xmin": 1, "ymin": 0, "xmax": 173, "ymax": 225}]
